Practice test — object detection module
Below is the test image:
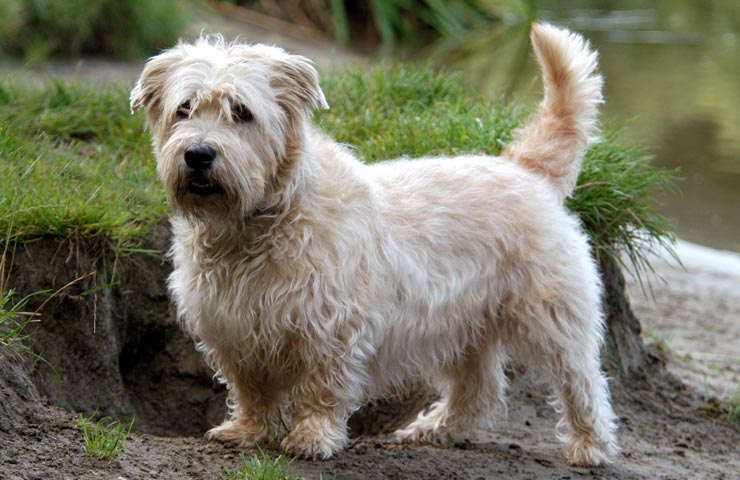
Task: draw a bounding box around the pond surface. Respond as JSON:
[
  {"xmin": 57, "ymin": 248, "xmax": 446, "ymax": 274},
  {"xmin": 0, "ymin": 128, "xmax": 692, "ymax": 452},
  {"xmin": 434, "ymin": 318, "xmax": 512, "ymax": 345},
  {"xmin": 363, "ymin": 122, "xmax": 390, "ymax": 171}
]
[{"xmin": 420, "ymin": 0, "xmax": 740, "ymax": 252}]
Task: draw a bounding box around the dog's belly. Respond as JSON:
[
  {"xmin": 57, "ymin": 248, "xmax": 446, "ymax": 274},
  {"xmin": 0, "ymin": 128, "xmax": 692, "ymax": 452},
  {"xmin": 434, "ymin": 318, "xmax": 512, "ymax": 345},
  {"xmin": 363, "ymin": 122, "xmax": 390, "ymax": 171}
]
[
  {"xmin": 368, "ymin": 272, "xmax": 499, "ymax": 390},
  {"xmin": 362, "ymin": 155, "xmax": 591, "ymax": 383}
]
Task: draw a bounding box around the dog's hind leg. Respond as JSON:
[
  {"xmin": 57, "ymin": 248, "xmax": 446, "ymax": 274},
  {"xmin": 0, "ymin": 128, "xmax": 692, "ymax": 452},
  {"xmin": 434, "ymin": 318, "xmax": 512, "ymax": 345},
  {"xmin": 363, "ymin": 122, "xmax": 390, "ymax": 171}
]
[
  {"xmin": 527, "ymin": 302, "xmax": 619, "ymax": 466},
  {"xmin": 394, "ymin": 339, "xmax": 507, "ymax": 445}
]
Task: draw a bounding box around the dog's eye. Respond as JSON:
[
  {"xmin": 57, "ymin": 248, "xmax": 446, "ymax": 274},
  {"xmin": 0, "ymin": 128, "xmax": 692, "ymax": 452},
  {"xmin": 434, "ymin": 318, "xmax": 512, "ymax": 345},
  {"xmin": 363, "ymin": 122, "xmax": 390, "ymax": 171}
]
[
  {"xmin": 232, "ymin": 104, "xmax": 254, "ymax": 123},
  {"xmin": 177, "ymin": 101, "xmax": 191, "ymax": 120}
]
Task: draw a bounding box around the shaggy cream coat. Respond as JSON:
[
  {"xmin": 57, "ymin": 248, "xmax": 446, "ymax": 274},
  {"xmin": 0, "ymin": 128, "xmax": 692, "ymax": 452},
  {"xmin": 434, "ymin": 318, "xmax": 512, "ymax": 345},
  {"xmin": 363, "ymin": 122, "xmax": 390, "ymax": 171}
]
[{"xmin": 131, "ymin": 23, "xmax": 618, "ymax": 465}]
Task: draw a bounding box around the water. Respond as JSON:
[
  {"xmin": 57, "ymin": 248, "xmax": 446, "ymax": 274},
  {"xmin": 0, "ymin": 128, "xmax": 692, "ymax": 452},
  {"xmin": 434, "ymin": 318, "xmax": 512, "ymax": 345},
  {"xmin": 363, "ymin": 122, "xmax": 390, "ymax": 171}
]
[{"xmin": 420, "ymin": 0, "xmax": 740, "ymax": 252}]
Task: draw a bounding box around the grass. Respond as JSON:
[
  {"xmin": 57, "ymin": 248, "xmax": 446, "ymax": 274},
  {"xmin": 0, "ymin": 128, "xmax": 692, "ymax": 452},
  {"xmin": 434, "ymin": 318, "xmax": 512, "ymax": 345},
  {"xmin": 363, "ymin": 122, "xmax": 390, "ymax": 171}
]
[
  {"xmin": 0, "ymin": 80, "xmax": 164, "ymax": 246},
  {"xmin": 0, "ymin": 241, "xmax": 58, "ymax": 376},
  {"xmin": 225, "ymin": 450, "xmax": 294, "ymax": 480},
  {"xmin": 75, "ymin": 413, "xmax": 135, "ymax": 459},
  {"xmin": 0, "ymin": 289, "xmax": 43, "ymax": 356},
  {"xmin": 729, "ymin": 385, "xmax": 740, "ymax": 427},
  {"xmin": 566, "ymin": 124, "xmax": 678, "ymax": 282},
  {"xmin": 315, "ymin": 67, "xmax": 522, "ymax": 161},
  {"xmin": 0, "ymin": 66, "xmax": 675, "ymax": 281}
]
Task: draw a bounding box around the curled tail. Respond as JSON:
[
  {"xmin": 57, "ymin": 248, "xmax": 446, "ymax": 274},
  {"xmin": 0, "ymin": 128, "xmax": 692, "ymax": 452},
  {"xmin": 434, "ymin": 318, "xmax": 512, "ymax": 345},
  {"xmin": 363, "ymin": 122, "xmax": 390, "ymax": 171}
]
[{"xmin": 503, "ymin": 23, "xmax": 603, "ymax": 202}]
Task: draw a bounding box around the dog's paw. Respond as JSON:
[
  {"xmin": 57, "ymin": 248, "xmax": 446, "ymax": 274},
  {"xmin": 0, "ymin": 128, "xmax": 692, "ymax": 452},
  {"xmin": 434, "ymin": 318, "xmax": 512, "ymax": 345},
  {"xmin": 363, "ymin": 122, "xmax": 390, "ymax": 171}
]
[
  {"xmin": 566, "ymin": 438, "xmax": 617, "ymax": 467},
  {"xmin": 393, "ymin": 402, "xmax": 466, "ymax": 446},
  {"xmin": 206, "ymin": 419, "xmax": 268, "ymax": 447},
  {"xmin": 393, "ymin": 416, "xmax": 460, "ymax": 446},
  {"xmin": 280, "ymin": 418, "xmax": 346, "ymax": 460},
  {"xmin": 393, "ymin": 423, "xmax": 456, "ymax": 446}
]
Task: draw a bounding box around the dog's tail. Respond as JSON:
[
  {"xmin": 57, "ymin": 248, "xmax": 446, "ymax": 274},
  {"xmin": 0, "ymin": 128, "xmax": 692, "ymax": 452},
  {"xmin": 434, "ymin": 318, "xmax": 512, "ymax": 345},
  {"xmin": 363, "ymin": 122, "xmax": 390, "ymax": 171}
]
[{"xmin": 503, "ymin": 23, "xmax": 603, "ymax": 202}]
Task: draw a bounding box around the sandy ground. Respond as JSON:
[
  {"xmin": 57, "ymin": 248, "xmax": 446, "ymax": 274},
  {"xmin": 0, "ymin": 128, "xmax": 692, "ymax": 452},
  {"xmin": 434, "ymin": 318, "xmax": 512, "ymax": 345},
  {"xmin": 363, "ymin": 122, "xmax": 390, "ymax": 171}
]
[
  {"xmin": 1, "ymin": 238, "xmax": 739, "ymax": 479},
  {"xmin": 627, "ymin": 241, "xmax": 740, "ymax": 401}
]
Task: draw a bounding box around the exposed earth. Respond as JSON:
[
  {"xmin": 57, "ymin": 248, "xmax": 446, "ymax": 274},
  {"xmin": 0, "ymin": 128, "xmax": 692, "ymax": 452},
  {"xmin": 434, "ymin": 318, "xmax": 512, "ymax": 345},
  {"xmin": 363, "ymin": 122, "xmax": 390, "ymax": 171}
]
[{"xmin": 1, "ymin": 231, "xmax": 739, "ymax": 480}]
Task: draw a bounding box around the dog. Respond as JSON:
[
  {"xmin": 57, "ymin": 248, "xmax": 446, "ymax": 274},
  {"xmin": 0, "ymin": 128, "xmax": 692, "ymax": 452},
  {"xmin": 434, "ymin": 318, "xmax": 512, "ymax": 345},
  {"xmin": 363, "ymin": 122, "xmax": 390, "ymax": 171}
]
[{"xmin": 131, "ymin": 23, "xmax": 618, "ymax": 466}]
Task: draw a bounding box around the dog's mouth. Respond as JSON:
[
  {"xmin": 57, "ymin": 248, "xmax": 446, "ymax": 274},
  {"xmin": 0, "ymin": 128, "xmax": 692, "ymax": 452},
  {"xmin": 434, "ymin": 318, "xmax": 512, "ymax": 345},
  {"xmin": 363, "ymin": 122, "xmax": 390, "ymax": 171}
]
[{"xmin": 187, "ymin": 174, "xmax": 225, "ymax": 196}]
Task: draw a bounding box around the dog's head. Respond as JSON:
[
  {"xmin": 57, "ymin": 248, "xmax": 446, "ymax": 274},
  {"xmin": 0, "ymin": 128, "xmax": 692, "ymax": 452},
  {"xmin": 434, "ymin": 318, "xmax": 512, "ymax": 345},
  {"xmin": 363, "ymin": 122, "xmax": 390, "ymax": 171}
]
[{"xmin": 131, "ymin": 36, "xmax": 328, "ymax": 219}]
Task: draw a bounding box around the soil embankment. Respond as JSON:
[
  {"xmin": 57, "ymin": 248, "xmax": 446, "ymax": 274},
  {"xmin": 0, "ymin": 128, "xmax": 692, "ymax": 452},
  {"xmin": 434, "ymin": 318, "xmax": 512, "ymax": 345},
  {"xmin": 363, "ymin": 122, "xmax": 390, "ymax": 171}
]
[{"xmin": 1, "ymin": 232, "xmax": 739, "ymax": 479}]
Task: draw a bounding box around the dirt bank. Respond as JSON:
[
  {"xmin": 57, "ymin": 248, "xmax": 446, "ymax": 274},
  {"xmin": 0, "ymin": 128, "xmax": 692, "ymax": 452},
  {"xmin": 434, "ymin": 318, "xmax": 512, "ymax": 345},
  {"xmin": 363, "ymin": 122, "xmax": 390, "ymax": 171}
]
[{"xmin": 1, "ymin": 232, "xmax": 739, "ymax": 479}]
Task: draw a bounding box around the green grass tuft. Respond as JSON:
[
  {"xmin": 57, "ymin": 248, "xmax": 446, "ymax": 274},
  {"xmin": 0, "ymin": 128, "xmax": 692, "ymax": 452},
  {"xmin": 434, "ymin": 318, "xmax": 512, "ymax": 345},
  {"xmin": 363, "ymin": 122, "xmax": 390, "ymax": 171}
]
[
  {"xmin": 225, "ymin": 450, "xmax": 294, "ymax": 480},
  {"xmin": 566, "ymin": 123, "xmax": 679, "ymax": 282},
  {"xmin": 75, "ymin": 413, "xmax": 135, "ymax": 459},
  {"xmin": 0, "ymin": 289, "xmax": 41, "ymax": 354},
  {"xmin": 316, "ymin": 67, "xmax": 523, "ymax": 161},
  {"xmin": 729, "ymin": 385, "xmax": 740, "ymax": 427}
]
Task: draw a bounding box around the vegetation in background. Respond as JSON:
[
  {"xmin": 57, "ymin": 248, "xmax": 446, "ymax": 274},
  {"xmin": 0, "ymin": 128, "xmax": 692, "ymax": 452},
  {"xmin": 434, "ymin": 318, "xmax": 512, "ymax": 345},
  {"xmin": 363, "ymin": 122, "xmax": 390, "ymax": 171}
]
[
  {"xmin": 218, "ymin": 0, "xmax": 537, "ymax": 48},
  {"xmin": 0, "ymin": 0, "xmax": 189, "ymax": 60},
  {"xmin": 75, "ymin": 413, "xmax": 135, "ymax": 459},
  {"xmin": 225, "ymin": 450, "xmax": 294, "ymax": 480}
]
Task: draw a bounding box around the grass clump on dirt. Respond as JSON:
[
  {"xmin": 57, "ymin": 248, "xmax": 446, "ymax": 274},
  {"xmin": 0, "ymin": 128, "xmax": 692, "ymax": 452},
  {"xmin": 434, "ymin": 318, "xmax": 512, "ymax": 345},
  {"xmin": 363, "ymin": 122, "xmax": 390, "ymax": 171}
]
[
  {"xmin": 0, "ymin": 289, "xmax": 40, "ymax": 356},
  {"xmin": 225, "ymin": 450, "xmax": 294, "ymax": 480},
  {"xmin": 729, "ymin": 386, "xmax": 740, "ymax": 427},
  {"xmin": 0, "ymin": 80, "xmax": 163, "ymax": 246},
  {"xmin": 75, "ymin": 413, "xmax": 135, "ymax": 459},
  {"xmin": 0, "ymin": 66, "xmax": 674, "ymax": 278},
  {"xmin": 565, "ymin": 125, "xmax": 677, "ymax": 278}
]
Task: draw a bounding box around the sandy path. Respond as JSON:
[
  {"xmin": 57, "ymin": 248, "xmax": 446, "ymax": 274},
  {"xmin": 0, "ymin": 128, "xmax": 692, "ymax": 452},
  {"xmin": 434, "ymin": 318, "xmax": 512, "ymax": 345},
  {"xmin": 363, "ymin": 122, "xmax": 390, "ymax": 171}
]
[{"xmin": 627, "ymin": 240, "xmax": 740, "ymax": 400}]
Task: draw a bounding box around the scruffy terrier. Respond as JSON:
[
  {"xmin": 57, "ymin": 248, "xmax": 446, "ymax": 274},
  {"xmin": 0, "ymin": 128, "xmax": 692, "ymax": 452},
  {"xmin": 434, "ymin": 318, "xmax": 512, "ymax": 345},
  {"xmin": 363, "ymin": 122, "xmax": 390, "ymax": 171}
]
[{"xmin": 131, "ymin": 23, "xmax": 618, "ymax": 465}]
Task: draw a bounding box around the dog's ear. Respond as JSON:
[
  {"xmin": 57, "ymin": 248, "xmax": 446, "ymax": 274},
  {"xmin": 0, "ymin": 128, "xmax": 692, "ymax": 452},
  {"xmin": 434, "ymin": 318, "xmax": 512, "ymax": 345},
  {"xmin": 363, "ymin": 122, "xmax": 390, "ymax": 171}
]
[
  {"xmin": 270, "ymin": 53, "xmax": 330, "ymax": 118},
  {"xmin": 130, "ymin": 48, "xmax": 184, "ymax": 122}
]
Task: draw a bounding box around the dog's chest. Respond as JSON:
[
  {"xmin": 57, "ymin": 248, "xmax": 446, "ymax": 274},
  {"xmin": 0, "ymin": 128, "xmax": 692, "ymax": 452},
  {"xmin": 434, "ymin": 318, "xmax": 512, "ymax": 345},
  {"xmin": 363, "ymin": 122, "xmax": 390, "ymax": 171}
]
[{"xmin": 174, "ymin": 248, "xmax": 317, "ymax": 361}]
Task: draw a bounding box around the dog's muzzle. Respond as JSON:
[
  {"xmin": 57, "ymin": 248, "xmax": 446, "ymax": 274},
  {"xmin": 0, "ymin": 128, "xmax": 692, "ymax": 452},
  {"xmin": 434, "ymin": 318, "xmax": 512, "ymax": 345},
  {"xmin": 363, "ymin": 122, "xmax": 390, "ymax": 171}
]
[{"xmin": 184, "ymin": 144, "xmax": 224, "ymax": 196}]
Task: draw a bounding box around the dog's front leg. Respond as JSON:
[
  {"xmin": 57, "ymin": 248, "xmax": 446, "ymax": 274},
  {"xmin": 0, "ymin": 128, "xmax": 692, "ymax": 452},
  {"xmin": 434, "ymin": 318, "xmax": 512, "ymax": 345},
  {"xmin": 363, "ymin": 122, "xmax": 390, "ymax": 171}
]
[
  {"xmin": 281, "ymin": 354, "xmax": 365, "ymax": 459},
  {"xmin": 206, "ymin": 370, "xmax": 279, "ymax": 448}
]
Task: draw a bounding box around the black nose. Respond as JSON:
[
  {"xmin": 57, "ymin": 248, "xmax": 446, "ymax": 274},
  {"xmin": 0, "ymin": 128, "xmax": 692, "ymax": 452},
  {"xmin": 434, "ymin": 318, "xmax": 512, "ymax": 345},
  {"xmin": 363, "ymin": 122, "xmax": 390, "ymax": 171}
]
[{"xmin": 184, "ymin": 144, "xmax": 216, "ymax": 170}]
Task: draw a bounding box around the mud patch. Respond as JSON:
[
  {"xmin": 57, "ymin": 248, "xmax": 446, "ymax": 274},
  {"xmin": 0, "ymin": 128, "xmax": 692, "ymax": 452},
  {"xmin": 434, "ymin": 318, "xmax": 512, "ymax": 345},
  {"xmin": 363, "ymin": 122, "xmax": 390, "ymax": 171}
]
[{"xmin": 2, "ymin": 363, "xmax": 739, "ymax": 479}]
